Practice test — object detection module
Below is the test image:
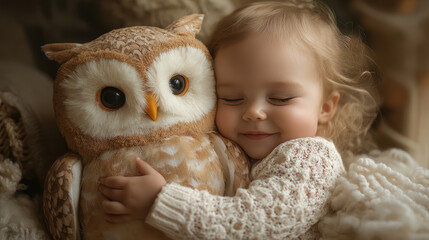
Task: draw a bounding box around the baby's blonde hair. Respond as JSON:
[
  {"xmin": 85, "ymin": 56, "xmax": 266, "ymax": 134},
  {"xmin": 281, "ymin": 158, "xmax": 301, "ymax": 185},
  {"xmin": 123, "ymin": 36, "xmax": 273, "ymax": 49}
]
[{"xmin": 208, "ymin": 0, "xmax": 381, "ymax": 160}]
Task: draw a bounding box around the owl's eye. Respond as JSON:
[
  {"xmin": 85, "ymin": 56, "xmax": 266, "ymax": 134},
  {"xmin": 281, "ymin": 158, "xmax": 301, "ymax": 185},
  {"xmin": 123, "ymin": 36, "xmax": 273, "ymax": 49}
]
[
  {"xmin": 100, "ymin": 87, "xmax": 126, "ymax": 109},
  {"xmin": 169, "ymin": 75, "xmax": 189, "ymax": 96}
]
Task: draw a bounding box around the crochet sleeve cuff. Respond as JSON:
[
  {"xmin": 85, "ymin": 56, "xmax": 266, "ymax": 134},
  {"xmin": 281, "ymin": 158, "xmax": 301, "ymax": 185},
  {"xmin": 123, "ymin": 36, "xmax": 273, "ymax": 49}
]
[{"xmin": 145, "ymin": 183, "xmax": 195, "ymax": 238}]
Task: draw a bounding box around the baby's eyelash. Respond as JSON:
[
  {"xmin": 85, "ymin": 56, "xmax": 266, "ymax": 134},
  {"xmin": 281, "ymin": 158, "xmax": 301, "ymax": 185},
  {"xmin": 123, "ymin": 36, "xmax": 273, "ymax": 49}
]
[
  {"xmin": 219, "ymin": 98, "xmax": 244, "ymax": 105},
  {"xmin": 221, "ymin": 98, "xmax": 243, "ymax": 102},
  {"xmin": 268, "ymin": 97, "xmax": 295, "ymax": 105},
  {"xmin": 269, "ymin": 97, "xmax": 294, "ymax": 102}
]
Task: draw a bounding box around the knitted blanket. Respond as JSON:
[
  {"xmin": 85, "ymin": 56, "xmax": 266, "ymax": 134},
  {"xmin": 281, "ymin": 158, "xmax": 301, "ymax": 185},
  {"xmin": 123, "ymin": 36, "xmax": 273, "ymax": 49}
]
[{"xmin": 319, "ymin": 149, "xmax": 429, "ymax": 240}]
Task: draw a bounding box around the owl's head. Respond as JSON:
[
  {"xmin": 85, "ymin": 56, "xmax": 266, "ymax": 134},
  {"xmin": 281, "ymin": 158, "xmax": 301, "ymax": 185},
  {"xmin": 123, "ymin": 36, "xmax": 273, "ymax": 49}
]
[{"xmin": 43, "ymin": 14, "xmax": 216, "ymax": 157}]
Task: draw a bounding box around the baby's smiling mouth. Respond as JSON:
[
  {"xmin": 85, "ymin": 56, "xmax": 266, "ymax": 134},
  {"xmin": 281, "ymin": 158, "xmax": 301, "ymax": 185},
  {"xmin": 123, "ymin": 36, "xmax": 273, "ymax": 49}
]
[{"xmin": 241, "ymin": 131, "xmax": 277, "ymax": 140}]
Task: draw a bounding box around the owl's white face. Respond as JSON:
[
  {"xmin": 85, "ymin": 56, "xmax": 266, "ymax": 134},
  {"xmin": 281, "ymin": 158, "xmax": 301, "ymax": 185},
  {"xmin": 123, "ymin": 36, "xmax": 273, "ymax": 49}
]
[{"xmin": 61, "ymin": 46, "xmax": 215, "ymax": 139}]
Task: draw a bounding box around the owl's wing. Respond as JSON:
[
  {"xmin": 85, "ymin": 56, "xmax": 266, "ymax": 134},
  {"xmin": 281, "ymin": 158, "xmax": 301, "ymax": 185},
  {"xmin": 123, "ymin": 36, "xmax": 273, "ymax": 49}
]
[
  {"xmin": 43, "ymin": 153, "xmax": 82, "ymax": 240},
  {"xmin": 209, "ymin": 132, "xmax": 250, "ymax": 196}
]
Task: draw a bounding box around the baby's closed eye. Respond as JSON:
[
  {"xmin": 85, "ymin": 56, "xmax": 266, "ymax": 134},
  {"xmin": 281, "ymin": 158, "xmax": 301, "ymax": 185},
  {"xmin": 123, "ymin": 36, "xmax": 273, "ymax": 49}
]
[
  {"xmin": 219, "ymin": 98, "xmax": 244, "ymax": 105},
  {"xmin": 267, "ymin": 97, "xmax": 295, "ymax": 105}
]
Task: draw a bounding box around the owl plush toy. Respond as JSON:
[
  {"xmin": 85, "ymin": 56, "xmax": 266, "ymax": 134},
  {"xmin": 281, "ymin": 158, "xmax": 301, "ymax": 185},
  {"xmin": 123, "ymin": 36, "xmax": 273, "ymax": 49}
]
[{"xmin": 42, "ymin": 14, "xmax": 249, "ymax": 240}]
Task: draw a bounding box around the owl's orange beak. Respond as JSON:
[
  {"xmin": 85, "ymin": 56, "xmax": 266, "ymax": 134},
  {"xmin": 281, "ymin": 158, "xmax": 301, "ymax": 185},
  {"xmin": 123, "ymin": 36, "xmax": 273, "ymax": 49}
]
[{"xmin": 144, "ymin": 92, "xmax": 157, "ymax": 121}]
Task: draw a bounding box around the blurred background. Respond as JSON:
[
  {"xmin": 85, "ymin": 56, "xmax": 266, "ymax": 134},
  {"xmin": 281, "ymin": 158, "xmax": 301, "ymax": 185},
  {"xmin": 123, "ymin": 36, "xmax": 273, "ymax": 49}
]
[{"xmin": 0, "ymin": 0, "xmax": 428, "ymax": 186}]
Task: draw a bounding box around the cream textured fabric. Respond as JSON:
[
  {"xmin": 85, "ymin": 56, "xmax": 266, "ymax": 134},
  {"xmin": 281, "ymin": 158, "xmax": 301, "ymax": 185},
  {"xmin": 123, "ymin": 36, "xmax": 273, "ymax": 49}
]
[
  {"xmin": 0, "ymin": 155, "xmax": 48, "ymax": 240},
  {"xmin": 319, "ymin": 149, "xmax": 429, "ymax": 239},
  {"xmin": 146, "ymin": 137, "xmax": 345, "ymax": 239}
]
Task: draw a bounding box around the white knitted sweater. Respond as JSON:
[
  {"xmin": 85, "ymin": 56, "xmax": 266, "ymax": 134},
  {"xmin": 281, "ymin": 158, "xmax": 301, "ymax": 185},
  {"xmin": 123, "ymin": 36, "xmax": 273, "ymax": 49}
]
[{"xmin": 146, "ymin": 137, "xmax": 346, "ymax": 239}]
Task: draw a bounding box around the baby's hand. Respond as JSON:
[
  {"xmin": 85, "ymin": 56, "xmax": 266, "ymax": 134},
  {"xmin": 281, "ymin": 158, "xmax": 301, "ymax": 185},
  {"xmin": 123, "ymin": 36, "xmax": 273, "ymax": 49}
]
[{"xmin": 98, "ymin": 157, "xmax": 167, "ymax": 223}]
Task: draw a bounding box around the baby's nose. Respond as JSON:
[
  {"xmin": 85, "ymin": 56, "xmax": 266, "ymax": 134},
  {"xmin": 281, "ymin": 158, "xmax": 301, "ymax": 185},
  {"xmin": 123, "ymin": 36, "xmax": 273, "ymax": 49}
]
[{"xmin": 242, "ymin": 104, "xmax": 267, "ymax": 121}]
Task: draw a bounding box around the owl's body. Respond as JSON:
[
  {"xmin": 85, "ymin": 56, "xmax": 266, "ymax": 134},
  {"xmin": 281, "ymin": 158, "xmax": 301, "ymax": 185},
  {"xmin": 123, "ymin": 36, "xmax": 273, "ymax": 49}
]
[
  {"xmin": 82, "ymin": 134, "xmax": 235, "ymax": 240},
  {"xmin": 42, "ymin": 14, "xmax": 249, "ymax": 240}
]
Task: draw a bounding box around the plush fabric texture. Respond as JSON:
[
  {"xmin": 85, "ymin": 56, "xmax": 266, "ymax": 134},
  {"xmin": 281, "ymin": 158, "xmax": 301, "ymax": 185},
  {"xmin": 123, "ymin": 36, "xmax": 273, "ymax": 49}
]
[
  {"xmin": 0, "ymin": 156, "xmax": 48, "ymax": 240},
  {"xmin": 146, "ymin": 137, "xmax": 346, "ymax": 239},
  {"xmin": 319, "ymin": 149, "xmax": 429, "ymax": 240}
]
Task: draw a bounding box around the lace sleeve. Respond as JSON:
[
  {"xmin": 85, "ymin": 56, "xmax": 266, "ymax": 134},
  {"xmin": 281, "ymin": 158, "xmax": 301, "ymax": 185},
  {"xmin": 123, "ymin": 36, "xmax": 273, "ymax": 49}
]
[{"xmin": 146, "ymin": 137, "xmax": 345, "ymax": 240}]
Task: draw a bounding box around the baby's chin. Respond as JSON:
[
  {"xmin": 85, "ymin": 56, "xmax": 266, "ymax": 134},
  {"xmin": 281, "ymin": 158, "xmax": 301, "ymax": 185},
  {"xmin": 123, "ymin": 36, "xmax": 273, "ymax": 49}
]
[{"xmin": 244, "ymin": 147, "xmax": 273, "ymax": 160}]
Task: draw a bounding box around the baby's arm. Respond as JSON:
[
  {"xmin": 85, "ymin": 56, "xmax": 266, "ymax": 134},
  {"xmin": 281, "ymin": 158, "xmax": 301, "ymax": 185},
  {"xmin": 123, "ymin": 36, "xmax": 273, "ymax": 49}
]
[{"xmin": 146, "ymin": 137, "xmax": 345, "ymax": 239}]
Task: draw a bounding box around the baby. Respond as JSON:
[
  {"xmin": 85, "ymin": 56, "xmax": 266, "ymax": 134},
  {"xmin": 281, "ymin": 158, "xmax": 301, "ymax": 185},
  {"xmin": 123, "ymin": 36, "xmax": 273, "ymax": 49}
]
[{"xmin": 98, "ymin": 0, "xmax": 380, "ymax": 239}]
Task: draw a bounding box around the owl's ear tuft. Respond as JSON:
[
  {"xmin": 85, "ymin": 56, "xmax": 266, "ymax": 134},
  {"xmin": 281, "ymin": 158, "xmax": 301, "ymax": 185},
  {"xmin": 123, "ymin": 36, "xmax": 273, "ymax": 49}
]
[
  {"xmin": 165, "ymin": 14, "xmax": 204, "ymax": 37},
  {"xmin": 42, "ymin": 43, "xmax": 83, "ymax": 64}
]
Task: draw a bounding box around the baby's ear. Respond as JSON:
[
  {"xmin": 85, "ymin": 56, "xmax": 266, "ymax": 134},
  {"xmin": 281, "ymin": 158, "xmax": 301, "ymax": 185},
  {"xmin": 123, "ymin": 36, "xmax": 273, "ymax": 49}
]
[
  {"xmin": 165, "ymin": 14, "xmax": 204, "ymax": 37},
  {"xmin": 318, "ymin": 91, "xmax": 340, "ymax": 124},
  {"xmin": 41, "ymin": 43, "xmax": 82, "ymax": 64}
]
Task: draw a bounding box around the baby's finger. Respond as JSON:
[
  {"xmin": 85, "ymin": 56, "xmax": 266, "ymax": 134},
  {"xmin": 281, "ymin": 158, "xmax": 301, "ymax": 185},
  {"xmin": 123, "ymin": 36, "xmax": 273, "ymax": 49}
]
[
  {"xmin": 135, "ymin": 156, "xmax": 158, "ymax": 175},
  {"xmin": 101, "ymin": 198, "xmax": 128, "ymax": 215},
  {"xmin": 104, "ymin": 213, "xmax": 132, "ymax": 223},
  {"xmin": 99, "ymin": 184, "xmax": 123, "ymax": 201},
  {"xmin": 99, "ymin": 176, "xmax": 127, "ymax": 189}
]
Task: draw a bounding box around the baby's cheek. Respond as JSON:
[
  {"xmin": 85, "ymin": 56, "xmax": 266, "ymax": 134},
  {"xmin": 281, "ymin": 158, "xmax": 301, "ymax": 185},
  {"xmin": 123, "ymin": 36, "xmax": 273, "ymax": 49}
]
[
  {"xmin": 277, "ymin": 108, "xmax": 318, "ymax": 141},
  {"xmin": 215, "ymin": 105, "xmax": 237, "ymax": 139}
]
